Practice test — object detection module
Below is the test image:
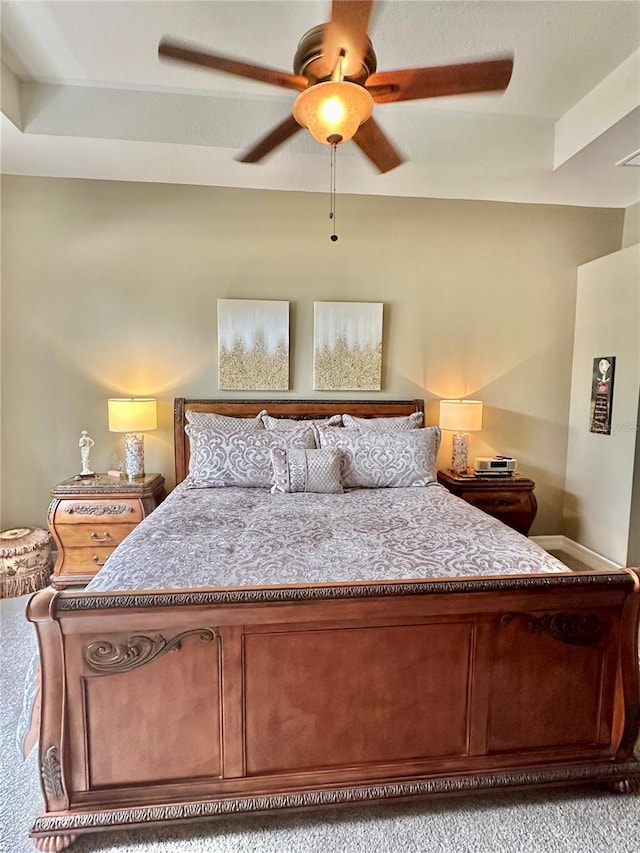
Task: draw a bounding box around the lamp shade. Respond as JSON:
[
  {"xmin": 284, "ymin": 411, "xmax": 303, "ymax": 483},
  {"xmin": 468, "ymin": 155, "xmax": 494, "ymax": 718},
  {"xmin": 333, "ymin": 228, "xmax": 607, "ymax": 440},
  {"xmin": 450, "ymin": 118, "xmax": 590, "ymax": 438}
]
[
  {"xmin": 293, "ymin": 80, "xmax": 374, "ymax": 145},
  {"xmin": 108, "ymin": 398, "xmax": 157, "ymax": 433},
  {"xmin": 439, "ymin": 400, "xmax": 483, "ymax": 432}
]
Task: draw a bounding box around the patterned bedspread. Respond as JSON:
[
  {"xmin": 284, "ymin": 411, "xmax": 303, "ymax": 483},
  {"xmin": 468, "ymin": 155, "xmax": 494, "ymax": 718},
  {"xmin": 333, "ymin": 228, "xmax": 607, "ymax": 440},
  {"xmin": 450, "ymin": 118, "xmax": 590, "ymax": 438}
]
[
  {"xmin": 18, "ymin": 482, "xmax": 566, "ymax": 758},
  {"xmin": 87, "ymin": 483, "xmax": 566, "ymax": 592}
]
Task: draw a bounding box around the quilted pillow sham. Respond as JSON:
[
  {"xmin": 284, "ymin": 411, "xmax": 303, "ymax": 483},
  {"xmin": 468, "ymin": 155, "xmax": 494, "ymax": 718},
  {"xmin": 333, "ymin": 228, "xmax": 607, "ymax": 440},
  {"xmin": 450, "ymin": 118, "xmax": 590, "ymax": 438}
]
[
  {"xmin": 317, "ymin": 426, "xmax": 441, "ymax": 489},
  {"xmin": 186, "ymin": 409, "xmax": 266, "ymax": 432},
  {"xmin": 341, "ymin": 411, "xmax": 424, "ymax": 431},
  {"xmin": 185, "ymin": 425, "xmax": 315, "ymax": 488},
  {"xmin": 270, "ymin": 447, "xmax": 343, "ymax": 495}
]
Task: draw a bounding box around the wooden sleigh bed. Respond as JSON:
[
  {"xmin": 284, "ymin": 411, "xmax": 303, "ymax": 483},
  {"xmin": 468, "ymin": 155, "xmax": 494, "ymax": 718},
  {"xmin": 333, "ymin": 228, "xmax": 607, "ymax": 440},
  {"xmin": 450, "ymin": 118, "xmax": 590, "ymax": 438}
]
[{"xmin": 27, "ymin": 398, "xmax": 640, "ymax": 851}]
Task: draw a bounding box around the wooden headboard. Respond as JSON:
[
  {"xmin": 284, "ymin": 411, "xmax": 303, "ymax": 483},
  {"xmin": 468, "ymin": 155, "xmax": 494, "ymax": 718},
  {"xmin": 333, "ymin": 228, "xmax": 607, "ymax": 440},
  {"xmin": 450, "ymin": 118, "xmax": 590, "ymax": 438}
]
[{"xmin": 173, "ymin": 398, "xmax": 425, "ymax": 484}]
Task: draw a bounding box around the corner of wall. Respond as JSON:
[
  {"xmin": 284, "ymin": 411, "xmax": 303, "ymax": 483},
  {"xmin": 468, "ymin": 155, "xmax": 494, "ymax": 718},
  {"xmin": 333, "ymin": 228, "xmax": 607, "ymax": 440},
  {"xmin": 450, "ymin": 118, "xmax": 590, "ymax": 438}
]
[{"xmin": 622, "ymin": 201, "xmax": 640, "ymax": 249}]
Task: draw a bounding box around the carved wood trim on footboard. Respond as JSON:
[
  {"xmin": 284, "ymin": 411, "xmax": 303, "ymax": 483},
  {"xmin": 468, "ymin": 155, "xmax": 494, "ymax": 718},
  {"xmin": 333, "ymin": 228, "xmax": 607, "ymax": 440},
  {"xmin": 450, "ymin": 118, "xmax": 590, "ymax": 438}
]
[{"xmin": 27, "ymin": 569, "xmax": 640, "ymax": 848}]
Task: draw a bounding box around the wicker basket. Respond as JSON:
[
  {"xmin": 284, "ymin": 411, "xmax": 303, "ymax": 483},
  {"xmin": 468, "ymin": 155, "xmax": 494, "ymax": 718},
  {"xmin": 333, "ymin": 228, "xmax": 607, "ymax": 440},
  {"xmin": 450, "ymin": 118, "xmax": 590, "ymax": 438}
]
[{"xmin": 0, "ymin": 527, "xmax": 52, "ymax": 598}]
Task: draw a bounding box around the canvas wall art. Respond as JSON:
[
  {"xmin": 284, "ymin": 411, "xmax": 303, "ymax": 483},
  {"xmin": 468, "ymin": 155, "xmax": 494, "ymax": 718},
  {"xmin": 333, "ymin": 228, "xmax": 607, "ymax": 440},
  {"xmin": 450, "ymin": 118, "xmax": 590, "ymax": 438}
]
[
  {"xmin": 217, "ymin": 299, "xmax": 289, "ymax": 391},
  {"xmin": 313, "ymin": 301, "xmax": 383, "ymax": 391}
]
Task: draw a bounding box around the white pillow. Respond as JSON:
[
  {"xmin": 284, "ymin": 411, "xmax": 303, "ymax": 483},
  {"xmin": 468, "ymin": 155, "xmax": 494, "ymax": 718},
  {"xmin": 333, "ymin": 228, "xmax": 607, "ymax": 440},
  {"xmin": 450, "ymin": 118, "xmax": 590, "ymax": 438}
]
[
  {"xmin": 317, "ymin": 426, "xmax": 441, "ymax": 489},
  {"xmin": 341, "ymin": 411, "xmax": 424, "ymax": 431},
  {"xmin": 185, "ymin": 426, "xmax": 315, "ymax": 488}
]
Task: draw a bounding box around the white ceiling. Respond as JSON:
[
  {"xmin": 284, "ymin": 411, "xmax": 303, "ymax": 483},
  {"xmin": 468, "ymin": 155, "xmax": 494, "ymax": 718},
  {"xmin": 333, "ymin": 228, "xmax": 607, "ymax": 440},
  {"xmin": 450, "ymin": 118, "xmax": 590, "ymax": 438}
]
[{"xmin": 1, "ymin": 0, "xmax": 639, "ymax": 207}]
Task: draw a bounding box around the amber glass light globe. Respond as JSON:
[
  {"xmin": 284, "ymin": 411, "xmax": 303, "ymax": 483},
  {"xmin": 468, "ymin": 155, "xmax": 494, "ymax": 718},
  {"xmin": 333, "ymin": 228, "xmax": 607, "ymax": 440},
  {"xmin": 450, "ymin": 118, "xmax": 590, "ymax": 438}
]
[{"xmin": 293, "ymin": 81, "xmax": 374, "ymax": 145}]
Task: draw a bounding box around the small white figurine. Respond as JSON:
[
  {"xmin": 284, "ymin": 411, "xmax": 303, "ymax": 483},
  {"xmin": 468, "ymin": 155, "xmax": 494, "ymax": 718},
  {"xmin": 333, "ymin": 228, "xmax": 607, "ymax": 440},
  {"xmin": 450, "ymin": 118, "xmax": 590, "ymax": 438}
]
[{"xmin": 79, "ymin": 430, "xmax": 95, "ymax": 476}]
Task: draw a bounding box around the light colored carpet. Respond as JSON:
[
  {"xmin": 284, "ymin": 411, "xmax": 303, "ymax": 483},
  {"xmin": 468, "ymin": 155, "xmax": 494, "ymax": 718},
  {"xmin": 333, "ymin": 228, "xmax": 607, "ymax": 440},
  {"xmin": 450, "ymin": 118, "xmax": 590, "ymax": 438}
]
[
  {"xmin": 548, "ymin": 550, "xmax": 595, "ymax": 572},
  {"xmin": 2, "ymin": 592, "xmax": 640, "ymax": 853}
]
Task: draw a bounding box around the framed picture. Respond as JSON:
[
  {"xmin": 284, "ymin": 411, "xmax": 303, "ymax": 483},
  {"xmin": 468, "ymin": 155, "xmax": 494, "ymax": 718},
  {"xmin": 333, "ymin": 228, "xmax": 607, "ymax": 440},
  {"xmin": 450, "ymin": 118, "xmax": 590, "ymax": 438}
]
[
  {"xmin": 313, "ymin": 301, "xmax": 383, "ymax": 391},
  {"xmin": 589, "ymin": 355, "xmax": 615, "ymax": 435},
  {"xmin": 217, "ymin": 299, "xmax": 289, "ymax": 391}
]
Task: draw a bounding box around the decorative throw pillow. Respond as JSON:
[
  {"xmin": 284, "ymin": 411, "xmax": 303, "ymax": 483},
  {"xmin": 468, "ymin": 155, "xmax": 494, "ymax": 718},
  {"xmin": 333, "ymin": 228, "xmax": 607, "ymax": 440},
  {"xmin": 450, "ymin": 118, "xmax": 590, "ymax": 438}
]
[
  {"xmin": 262, "ymin": 414, "xmax": 342, "ymax": 429},
  {"xmin": 341, "ymin": 411, "xmax": 424, "ymax": 431},
  {"xmin": 186, "ymin": 409, "xmax": 266, "ymax": 432},
  {"xmin": 316, "ymin": 426, "xmax": 441, "ymax": 489},
  {"xmin": 262, "ymin": 413, "xmax": 342, "ymax": 448},
  {"xmin": 270, "ymin": 447, "xmax": 343, "ymax": 494},
  {"xmin": 185, "ymin": 426, "xmax": 315, "ymax": 488}
]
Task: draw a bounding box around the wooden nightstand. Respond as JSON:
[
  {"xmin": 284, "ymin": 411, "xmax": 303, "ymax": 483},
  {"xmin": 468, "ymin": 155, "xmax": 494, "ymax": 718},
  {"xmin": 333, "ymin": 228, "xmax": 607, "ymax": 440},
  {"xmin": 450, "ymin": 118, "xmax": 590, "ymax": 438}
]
[
  {"xmin": 436, "ymin": 470, "xmax": 537, "ymax": 535},
  {"xmin": 48, "ymin": 473, "xmax": 165, "ymax": 588}
]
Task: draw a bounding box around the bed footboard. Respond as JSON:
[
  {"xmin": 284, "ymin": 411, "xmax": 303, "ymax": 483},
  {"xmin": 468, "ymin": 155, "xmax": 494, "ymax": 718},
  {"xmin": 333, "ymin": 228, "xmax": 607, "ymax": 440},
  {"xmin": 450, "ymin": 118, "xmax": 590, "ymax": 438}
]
[{"xmin": 28, "ymin": 570, "xmax": 640, "ymax": 849}]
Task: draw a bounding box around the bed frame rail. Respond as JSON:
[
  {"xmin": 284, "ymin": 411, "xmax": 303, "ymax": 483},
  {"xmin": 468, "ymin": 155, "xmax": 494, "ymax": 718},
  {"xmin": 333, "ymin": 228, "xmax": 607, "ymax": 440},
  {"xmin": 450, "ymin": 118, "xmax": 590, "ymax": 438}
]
[{"xmin": 27, "ymin": 568, "xmax": 640, "ymax": 849}]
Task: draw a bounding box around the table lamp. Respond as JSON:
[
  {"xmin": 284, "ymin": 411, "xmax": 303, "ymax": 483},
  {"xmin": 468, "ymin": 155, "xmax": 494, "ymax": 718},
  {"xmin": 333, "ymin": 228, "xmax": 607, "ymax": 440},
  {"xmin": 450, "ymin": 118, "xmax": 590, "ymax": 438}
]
[
  {"xmin": 439, "ymin": 399, "xmax": 483, "ymax": 475},
  {"xmin": 108, "ymin": 398, "xmax": 157, "ymax": 479}
]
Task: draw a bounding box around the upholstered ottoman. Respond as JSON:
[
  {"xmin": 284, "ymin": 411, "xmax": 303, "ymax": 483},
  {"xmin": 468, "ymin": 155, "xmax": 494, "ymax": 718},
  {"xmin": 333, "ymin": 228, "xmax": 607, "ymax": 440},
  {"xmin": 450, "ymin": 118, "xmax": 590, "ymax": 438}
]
[{"xmin": 0, "ymin": 527, "xmax": 52, "ymax": 598}]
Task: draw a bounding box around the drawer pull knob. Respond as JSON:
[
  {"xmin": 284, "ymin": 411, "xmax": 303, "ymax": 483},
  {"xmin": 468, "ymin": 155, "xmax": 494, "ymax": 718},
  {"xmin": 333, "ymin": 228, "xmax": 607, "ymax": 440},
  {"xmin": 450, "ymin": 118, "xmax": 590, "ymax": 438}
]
[
  {"xmin": 92, "ymin": 556, "xmax": 107, "ymax": 567},
  {"xmin": 89, "ymin": 531, "xmax": 111, "ymax": 542}
]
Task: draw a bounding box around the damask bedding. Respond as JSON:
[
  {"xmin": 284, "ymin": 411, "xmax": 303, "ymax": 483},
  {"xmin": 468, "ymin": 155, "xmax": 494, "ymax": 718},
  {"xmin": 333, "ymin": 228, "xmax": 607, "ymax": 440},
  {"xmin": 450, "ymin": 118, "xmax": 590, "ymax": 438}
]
[{"xmin": 86, "ymin": 482, "xmax": 566, "ymax": 593}]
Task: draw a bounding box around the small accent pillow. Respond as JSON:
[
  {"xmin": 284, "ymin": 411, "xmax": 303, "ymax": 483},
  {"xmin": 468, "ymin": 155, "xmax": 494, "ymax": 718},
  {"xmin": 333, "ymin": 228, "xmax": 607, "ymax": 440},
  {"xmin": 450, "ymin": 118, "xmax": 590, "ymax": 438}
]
[
  {"xmin": 270, "ymin": 447, "xmax": 343, "ymax": 495},
  {"xmin": 317, "ymin": 426, "xmax": 441, "ymax": 489},
  {"xmin": 185, "ymin": 425, "xmax": 315, "ymax": 488},
  {"xmin": 186, "ymin": 409, "xmax": 266, "ymax": 432},
  {"xmin": 341, "ymin": 411, "xmax": 424, "ymax": 431}
]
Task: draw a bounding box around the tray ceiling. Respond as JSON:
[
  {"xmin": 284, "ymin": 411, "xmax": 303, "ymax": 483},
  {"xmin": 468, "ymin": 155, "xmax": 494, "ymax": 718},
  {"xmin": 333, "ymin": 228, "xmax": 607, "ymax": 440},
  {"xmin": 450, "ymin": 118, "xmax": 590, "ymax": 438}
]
[{"xmin": 1, "ymin": 1, "xmax": 639, "ymax": 207}]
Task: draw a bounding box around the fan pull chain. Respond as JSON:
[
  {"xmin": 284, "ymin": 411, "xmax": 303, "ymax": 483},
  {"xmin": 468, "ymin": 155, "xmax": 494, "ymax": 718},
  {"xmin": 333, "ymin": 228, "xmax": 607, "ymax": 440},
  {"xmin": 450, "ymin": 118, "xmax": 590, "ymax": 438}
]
[{"xmin": 329, "ymin": 143, "xmax": 338, "ymax": 242}]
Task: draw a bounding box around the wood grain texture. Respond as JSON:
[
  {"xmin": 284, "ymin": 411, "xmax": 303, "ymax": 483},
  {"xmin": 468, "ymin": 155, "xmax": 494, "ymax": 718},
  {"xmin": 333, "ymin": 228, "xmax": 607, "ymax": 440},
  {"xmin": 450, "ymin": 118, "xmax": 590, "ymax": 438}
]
[
  {"xmin": 27, "ymin": 574, "xmax": 640, "ymax": 846},
  {"xmin": 352, "ymin": 118, "xmax": 404, "ymax": 173},
  {"xmin": 159, "ymin": 39, "xmax": 308, "ymax": 92},
  {"xmin": 367, "ymin": 58, "xmax": 514, "ymax": 103},
  {"xmin": 48, "ymin": 476, "xmax": 165, "ymax": 588},
  {"xmin": 237, "ymin": 115, "xmax": 303, "ymax": 163}
]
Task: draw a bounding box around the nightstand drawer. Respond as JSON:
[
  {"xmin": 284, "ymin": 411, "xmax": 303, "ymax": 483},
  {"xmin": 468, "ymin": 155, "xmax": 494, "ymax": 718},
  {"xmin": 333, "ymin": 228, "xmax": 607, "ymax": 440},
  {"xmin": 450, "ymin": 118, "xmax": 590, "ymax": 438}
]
[
  {"xmin": 54, "ymin": 499, "xmax": 144, "ymax": 524},
  {"xmin": 461, "ymin": 491, "xmax": 533, "ymax": 514},
  {"xmin": 60, "ymin": 547, "xmax": 117, "ymax": 573},
  {"xmin": 55, "ymin": 523, "xmax": 138, "ymax": 548}
]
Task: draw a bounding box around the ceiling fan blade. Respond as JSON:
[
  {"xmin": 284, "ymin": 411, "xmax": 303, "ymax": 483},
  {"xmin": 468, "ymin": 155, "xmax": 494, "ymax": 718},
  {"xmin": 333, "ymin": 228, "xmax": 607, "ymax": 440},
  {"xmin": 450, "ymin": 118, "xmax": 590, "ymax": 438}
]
[
  {"xmin": 366, "ymin": 57, "xmax": 514, "ymax": 103},
  {"xmin": 320, "ymin": 1, "xmax": 374, "ymax": 79},
  {"xmin": 159, "ymin": 38, "xmax": 309, "ymax": 92},
  {"xmin": 352, "ymin": 118, "xmax": 404, "ymax": 174},
  {"xmin": 237, "ymin": 115, "xmax": 303, "ymax": 163}
]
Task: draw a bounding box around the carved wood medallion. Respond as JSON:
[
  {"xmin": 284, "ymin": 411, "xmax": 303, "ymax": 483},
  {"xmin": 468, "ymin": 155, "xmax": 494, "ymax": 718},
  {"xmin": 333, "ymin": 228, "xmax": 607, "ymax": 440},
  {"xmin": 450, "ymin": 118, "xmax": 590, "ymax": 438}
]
[
  {"xmin": 84, "ymin": 628, "xmax": 217, "ymax": 674},
  {"xmin": 500, "ymin": 611, "xmax": 605, "ymax": 646}
]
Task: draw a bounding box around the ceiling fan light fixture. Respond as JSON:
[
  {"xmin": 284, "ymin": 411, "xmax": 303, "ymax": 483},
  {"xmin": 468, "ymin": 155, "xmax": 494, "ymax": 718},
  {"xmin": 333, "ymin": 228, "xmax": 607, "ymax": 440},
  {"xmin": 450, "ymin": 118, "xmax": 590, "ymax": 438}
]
[{"xmin": 293, "ymin": 80, "xmax": 373, "ymax": 145}]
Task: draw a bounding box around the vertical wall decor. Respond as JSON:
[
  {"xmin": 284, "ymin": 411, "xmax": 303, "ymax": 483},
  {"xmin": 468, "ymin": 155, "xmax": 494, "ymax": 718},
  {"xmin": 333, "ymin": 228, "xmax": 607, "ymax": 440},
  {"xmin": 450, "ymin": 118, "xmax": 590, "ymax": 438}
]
[
  {"xmin": 589, "ymin": 356, "xmax": 615, "ymax": 435},
  {"xmin": 313, "ymin": 301, "xmax": 383, "ymax": 391},
  {"xmin": 217, "ymin": 299, "xmax": 289, "ymax": 391}
]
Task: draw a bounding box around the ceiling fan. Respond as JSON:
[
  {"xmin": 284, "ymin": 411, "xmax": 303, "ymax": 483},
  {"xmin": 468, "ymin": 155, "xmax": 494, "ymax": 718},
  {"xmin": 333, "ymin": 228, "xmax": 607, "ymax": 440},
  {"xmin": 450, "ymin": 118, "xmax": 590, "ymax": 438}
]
[{"xmin": 158, "ymin": 0, "xmax": 513, "ymax": 174}]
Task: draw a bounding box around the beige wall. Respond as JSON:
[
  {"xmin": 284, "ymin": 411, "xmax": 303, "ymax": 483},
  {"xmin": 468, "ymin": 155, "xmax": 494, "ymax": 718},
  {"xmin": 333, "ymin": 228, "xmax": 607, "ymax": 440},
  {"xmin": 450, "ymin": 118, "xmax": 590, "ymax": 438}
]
[
  {"xmin": 623, "ymin": 201, "xmax": 640, "ymax": 248},
  {"xmin": 0, "ymin": 176, "xmax": 624, "ymax": 534},
  {"xmin": 564, "ymin": 244, "xmax": 640, "ymax": 564}
]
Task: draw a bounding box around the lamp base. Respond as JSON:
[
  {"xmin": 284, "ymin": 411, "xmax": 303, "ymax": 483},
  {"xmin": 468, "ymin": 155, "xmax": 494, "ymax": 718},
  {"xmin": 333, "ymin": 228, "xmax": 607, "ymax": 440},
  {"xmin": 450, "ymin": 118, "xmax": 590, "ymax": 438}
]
[
  {"xmin": 450, "ymin": 433, "xmax": 469, "ymax": 475},
  {"xmin": 124, "ymin": 433, "xmax": 145, "ymax": 479}
]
